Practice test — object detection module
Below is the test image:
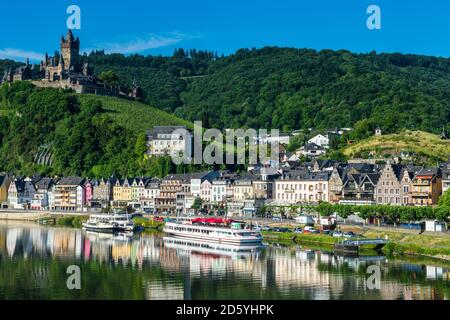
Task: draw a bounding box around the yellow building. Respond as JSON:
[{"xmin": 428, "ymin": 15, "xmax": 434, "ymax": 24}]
[
  {"xmin": 0, "ymin": 174, "xmax": 13, "ymax": 204},
  {"xmin": 112, "ymin": 178, "xmax": 133, "ymax": 206},
  {"xmin": 411, "ymin": 168, "xmax": 442, "ymax": 206}
]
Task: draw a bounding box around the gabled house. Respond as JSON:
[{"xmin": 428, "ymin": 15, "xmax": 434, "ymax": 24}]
[
  {"xmin": 328, "ymin": 167, "xmax": 344, "ymax": 203},
  {"xmin": 8, "ymin": 177, "xmax": 36, "ymax": 209},
  {"xmin": 375, "ymin": 162, "xmax": 403, "ymax": 206},
  {"xmin": 31, "ymin": 177, "xmax": 55, "ymax": 210},
  {"xmin": 341, "ymin": 173, "xmax": 379, "ymax": 204},
  {"xmin": 92, "ymin": 177, "xmax": 113, "ymax": 204},
  {"xmin": 143, "ymin": 178, "xmax": 161, "ymax": 209},
  {"xmin": 200, "ymin": 179, "xmax": 213, "ymax": 202},
  {"xmin": 298, "ymin": 143, "xmax": 326, "ymax": 158},
  {"xmin": 131, "ymin": 177, "xmax": 147, "ymax": 202},
  {"xmin": 307, "ymin": 134, "xmax": 329, "ymax": 149},
  {"xmin": 189, "ymin": 171, "xmax": 220, "ymax": 199}
]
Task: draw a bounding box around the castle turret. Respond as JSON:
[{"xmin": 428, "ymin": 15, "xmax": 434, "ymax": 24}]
[{"xmin": 60, "ymin": 29, "xmax": 80, "ymax": 73}]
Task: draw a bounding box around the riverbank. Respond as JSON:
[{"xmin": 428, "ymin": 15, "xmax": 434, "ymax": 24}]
[
  {"xmin": 2, "ymin": 211, "xmax": 449, "ymax": 261},
  {"xmin": 263, "ymin": 226, "xmax": 450, "ymax": 261}
]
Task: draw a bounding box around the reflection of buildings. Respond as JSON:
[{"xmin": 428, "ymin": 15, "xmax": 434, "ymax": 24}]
[
  {"xmin": 271, "ymin": 248, "xmax": 344, "ymax": 299},
  {"xmin": 0, "ymin": 222, "xmax": 448, "ymax": 300},
  {"xmin": 144, "ymin": 281, "xmax": 184, "ymax": 300},
  {"xmin": 404, "ymin": 285, "xmax": 444, "ymax": 300}
]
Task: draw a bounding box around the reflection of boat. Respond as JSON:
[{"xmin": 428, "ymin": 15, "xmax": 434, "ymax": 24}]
[
  {"xmin": 84, "ymin": 230, "xmax": 134, "ymax": 243},
  {"xmin": 163, "ymin": 217, "xmax": 263, "ymax": 245},
  {"xmin": 82, "ymin": 213, "xmax": 134, "ymax": 232},
  {"xmin": 163, "ymin": 236, "xmax": 263, "ymax": 258}
]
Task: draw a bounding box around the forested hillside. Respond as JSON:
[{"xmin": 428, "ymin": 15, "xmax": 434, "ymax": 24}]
[
  {"xmin": 85, "ymin": 49, "xmax": 218, "ymax": 112},
  {"xmin": 82, "ymin": 47, "xmax": 450, "ymax": 136},
  {"xmin": 0, "ymin": 81, "xmax": 193, "ymax": 177}
]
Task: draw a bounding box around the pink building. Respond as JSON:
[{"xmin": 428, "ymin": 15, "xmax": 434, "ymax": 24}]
[{"xmin": 84, "ymin": 179, "xmax": 93, "ymax": 204}]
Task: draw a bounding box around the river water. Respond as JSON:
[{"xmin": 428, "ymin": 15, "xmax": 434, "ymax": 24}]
[{"xmin": 0, "ymin": 221, "xmax": 448, "ymax": 300}]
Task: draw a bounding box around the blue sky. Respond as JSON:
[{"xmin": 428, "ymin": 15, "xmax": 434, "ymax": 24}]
[{"xmin": 1, "ymin": 0, "xmax": 449, "ymax": 62}]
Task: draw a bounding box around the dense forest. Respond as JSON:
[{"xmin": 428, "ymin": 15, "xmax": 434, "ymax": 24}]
[
  {"xmin": 2, "ymin": 47, "xmax": 449, "ymax": 138},
  {"xmin": 0, "ymin": 82, "xmax": 197, "ymax": 177},
  {"xmin": 81, "ymin": 47, "xmax": 450, "ymax": 137},
  {"xmin": 0, "ymin": 82, "xmax": 246, "ymax": 177},
  {"xmin": 1, "ymin": 46, "xmax": 449, "ymax": 173},
  {"xmin": 84, "ymin": 49, "xmax": 219, "ymax": 112}
]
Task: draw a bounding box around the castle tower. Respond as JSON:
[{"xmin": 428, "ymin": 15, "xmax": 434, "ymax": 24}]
[{"xmin": 60, "ymin": 29, "xmax": 80, "ymax": 73}]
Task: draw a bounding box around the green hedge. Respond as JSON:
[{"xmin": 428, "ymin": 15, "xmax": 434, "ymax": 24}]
[{"xmin": 310, "ymin": 203, "xmax": 450, "ymax": 222}]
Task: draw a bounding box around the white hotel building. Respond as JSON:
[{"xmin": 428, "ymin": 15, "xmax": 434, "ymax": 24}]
[{"xmin": 274, "ymin": 171, "xmax": 330, "ymax": 204}]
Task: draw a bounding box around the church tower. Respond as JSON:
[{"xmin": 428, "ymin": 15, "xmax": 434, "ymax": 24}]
[{"xmin": 60, "ymin": 30, "xmax": 80, "ymax": 72}]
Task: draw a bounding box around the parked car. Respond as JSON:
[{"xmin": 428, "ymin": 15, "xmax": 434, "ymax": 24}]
[
  {"xmin": 322, "ymin": 230, "xmax": 333, "ymax": 235},
  {"xmin": 332, "ymin": 231, "xmax": 344, "ymax": 238},
  {"xmin": 272, "ymin": 216, "xmax": 282, "ymax": 222},
  {"xmin": 278, "ymin": 227, "xmax": 290, "ymax": 233},
  {"xmin": 253, "ymin": 225, "xmax": 262, "ymax": 231},
  {"xmin": 303, "ymin": 226, "xmax": 318, "ymax": 234},
  {"xmin": 272, "ymin": 227, "xmax": 281, "ymax": 232},
  {"xmin": 294, "ymin": 228, "xmax": 302, "ymax": 233},
  {"xmin": 343, "ymin": 232, "xmax": 357, "ymax": 238},
  {"xmin": 262, "ymin": 225, "xmax": 271, "ymax": 231}
]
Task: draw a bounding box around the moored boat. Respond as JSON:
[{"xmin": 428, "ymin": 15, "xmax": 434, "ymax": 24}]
[
  {"xmin": 163, "ymin": 217, "xmax": 263, "ymax": 245},
  {"xmin": 82, "ymin": 212, "xmax": 135, "ymax": 232}
]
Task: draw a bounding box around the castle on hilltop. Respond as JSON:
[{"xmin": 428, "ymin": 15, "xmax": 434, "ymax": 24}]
[
  {"xmin": 1, "ymin": 30, "xmax": 142, "ymax": 99},
  {"xmin": 40, "ymin": 29, "xmax": 88, "ymax": 81}
]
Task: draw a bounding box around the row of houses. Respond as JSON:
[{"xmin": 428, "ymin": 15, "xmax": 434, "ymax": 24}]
[{"xmin": 0, "ymin": 158, "xmax": 448, "ymax": 214}]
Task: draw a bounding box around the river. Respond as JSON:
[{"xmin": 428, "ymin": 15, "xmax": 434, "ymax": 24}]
[{"xmin": 0, "ymin": 221, "xmax": 448, "ymax": 300}]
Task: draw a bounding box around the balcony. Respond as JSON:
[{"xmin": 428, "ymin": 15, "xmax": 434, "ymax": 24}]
[
  {"xmin": 412, "ymin": 181, "xmax": 431, "ymax": 186},
  {"xmin": 411, "ymin": 192, "xmax": 431, "ymax": 198}
]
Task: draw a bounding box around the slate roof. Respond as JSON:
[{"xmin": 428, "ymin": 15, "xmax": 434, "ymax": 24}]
[
  {"xmin": 56, "ymin": 177, "xmax": 85, "ymax": 186},
  {"xmin": 146, "ymin": 126, "xmax": 188, "ymax": 140}
]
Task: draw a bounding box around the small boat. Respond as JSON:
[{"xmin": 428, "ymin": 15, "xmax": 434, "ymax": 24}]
[
  {"xmin": 111, "ymin": 212, "xmax": 135, "ymax": 232},
  {"xmin": 82, "ymin": 215, "xmax": 116, "ymax": 232},
  {"xmin": 82, "ymin": 212, "xmax": 135, "ymax": 232}
]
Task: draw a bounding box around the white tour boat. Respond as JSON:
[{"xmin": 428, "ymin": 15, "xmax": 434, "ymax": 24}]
[
  {"xmin": 82, "ymin": 212, "xmax": 135, "ymax": 232},
  {"xmin": 163, "ymin": 217, "xmax": 263, "ymax": 245}
]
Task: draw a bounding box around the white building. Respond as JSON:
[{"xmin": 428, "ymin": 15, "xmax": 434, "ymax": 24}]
[
  {"xmin": 190, "ymin": 171, "xmax": 219, "ymax": 199},
  {"xmin": 31, "ymin": 178, "xmax": 55, "ymax": 210},
  {"xmin": 8, "ymin": 177, "xmax": 36, "ymax": 209},
  {"xmin": 211, "ymin": 178, "xmax": 228, "ymax": 203},
  {"xmin": 200, "ymin": 179, "xmax": 213, "ymax": 202},
  {"xmin": 76, "ymin": 185, "xmax": 86, "ymax": 211},
  {"xmin": 274, "ymin": 171, "xmax": 329, "ymax": 204},
  {"xmin": 298, "ymin": 143, "xmax": 326, "ymax": 158},
  {"xmin": 143, "ymin": 179, "xmax": 161, "ymax": 209},
  {"xmin": 146, "ymin": 126, "xmax": 192, "ymax": 158},
  {"xmin": 307, "ymin": 134, "xmax": 329, "ymax": 149}
]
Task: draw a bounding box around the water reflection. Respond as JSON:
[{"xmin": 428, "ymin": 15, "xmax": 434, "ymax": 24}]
[{"xmin": 0, "ymin": 221, "xmax": 448, "ymax": 300}]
